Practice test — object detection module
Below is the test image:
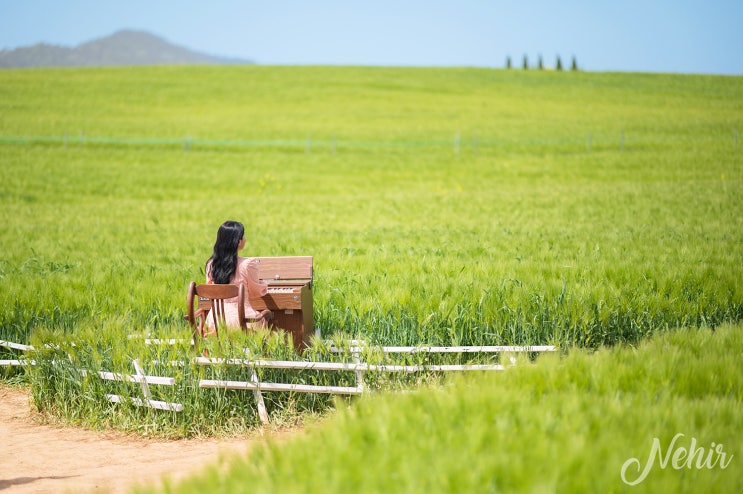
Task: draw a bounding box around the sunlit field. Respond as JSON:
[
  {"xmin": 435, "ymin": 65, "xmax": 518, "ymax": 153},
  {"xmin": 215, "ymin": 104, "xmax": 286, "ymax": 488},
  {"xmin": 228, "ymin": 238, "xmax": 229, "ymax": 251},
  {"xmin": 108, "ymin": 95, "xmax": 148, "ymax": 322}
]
[
  {"xmin": 138, "ymin": 325, "xmax": 742, "ymax": 494},
  {"xmin": 1, "ymin": 66, "xmax": 741, "ymax": 435}
]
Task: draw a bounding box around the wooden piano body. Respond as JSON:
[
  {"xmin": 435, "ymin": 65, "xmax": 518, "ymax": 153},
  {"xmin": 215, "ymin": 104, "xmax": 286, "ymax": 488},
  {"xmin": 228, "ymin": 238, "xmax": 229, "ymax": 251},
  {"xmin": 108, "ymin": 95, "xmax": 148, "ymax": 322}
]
[{"xmin": 249, "ymin": 256, "xmax": 314, "ymax": 353}]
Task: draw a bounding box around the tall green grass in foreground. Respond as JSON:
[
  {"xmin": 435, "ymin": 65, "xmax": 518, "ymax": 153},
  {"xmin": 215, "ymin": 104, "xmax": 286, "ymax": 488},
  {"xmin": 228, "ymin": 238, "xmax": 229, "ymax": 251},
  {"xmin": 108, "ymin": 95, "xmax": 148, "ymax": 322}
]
[{"xmin": 139, "ymin": 324, "xmax": 742, "ymax": 494}]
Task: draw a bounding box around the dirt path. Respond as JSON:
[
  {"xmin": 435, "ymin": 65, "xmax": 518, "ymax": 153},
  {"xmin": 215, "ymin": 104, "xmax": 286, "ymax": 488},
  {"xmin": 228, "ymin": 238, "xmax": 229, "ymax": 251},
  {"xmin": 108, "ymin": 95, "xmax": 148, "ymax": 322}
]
[{"xmin": 0, "ymin": 386, "xmax": 263, "ymax": 494}]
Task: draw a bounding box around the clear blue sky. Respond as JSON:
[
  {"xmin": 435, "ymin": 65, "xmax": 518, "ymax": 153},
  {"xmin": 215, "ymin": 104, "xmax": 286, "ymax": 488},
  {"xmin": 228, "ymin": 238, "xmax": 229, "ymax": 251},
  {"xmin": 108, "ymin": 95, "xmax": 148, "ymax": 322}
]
[{"xmin": 0, "ymin": 0, "xmax": 741, "ymax": 74}]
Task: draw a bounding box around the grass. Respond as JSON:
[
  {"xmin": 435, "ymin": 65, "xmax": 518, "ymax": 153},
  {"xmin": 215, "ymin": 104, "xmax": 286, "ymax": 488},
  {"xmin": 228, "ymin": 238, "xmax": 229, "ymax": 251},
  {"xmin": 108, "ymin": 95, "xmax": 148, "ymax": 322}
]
[
  {"xmin": 0, "ymin": 65, "xmax": 741, "ymax": 432},
  {"xmin": 137, "ymin": 323, "xmax": 743, "ymax": 494}
]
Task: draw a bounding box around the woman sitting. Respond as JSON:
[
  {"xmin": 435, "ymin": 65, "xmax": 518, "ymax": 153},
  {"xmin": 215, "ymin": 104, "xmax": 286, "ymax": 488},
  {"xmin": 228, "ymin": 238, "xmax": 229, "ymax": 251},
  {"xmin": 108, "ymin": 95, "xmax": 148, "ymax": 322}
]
[{"xmin": 204, "ymin": 220, "xmax": 271, "ymax": 335}]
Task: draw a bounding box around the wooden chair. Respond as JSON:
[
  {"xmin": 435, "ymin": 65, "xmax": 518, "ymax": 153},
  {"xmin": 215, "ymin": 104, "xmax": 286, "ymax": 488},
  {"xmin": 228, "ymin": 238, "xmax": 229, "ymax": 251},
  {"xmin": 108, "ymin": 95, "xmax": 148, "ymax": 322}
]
[{"xmin": 186, "ymin": 282, "xmax": 272, "ymax": 350}]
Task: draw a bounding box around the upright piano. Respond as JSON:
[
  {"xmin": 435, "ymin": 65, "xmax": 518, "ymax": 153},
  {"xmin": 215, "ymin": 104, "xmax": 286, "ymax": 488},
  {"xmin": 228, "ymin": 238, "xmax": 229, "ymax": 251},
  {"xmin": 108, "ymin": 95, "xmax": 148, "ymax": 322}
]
[{"xmin": 249, "ymin": 256, "xmax": 314, "ymax": 353}]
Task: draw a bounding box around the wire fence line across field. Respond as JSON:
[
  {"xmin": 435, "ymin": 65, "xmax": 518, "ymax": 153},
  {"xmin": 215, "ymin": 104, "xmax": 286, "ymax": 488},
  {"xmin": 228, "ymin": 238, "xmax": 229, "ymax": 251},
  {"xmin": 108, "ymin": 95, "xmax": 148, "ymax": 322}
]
[{"xmin": 0, "ymin": 132, "xmax": 738, "ymax": 153}]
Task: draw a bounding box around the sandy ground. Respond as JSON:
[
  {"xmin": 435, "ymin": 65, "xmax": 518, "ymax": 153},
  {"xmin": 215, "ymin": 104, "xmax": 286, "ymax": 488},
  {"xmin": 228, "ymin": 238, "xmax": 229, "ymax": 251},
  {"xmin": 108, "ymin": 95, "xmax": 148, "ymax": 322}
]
[{"xmin": 0, "ymin": 386, "xmax": 263, "ymax": 494}]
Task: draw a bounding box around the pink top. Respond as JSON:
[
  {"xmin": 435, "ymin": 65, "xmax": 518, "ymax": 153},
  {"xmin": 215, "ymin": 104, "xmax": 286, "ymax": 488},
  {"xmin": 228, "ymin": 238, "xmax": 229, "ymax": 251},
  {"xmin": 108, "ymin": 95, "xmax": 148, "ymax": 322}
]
[{"xmin": 204, "ymin": 257, "xmax": 268, "ymax": 331}]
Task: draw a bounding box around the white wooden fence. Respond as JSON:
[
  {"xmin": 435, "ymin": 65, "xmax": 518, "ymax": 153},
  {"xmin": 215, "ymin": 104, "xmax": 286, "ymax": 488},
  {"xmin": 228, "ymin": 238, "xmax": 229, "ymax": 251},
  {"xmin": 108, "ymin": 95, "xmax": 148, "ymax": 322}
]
[
  {"xmin": 1, "ymin": 339, "xmax": 555, "ymax": 423},
  {"xmin": 100, "ymin": 359, "xmax": 183, "ymax": 412},
  {"xmin": 0, "ymin": 340, "xmax": 34, "ymax": 366},
  {"xmin": 1, "ymin": 340, "xmax": 183, "ymax": 411}
]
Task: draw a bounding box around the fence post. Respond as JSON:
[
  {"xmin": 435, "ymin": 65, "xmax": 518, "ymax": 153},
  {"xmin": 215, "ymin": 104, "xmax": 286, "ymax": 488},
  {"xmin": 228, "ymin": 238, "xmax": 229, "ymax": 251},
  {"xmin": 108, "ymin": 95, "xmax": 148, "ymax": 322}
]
[
  {"xmin": 352, "ymin": 349, "xmax": 364, "ymax": 394},
  {"xmin": 132, "ymin": 359, "xmax": 152, "ymax": 401},
  {"xmin": 250, "ymin": 364, "xmax": 269, "ymax": 424}
]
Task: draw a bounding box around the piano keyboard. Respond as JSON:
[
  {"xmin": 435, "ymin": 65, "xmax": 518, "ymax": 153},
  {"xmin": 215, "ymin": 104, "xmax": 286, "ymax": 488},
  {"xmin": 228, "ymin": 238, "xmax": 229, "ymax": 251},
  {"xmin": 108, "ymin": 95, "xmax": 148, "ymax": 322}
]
[{"xmin": 267, "ymin": 286, "xmax": 296, "ymax": 293}]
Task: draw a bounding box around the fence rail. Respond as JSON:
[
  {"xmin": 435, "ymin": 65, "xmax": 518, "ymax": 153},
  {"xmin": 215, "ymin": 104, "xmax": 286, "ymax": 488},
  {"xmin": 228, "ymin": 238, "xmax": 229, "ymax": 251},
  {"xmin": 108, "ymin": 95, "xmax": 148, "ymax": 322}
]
[
  {"xmin": 330, "ymin": 345, "xmax": 556, "ymax": 354},
  {"xmin": 194, "ymin": 357, "xmax": 509, "ymax": 372},
  {"xmin": 0, "ymin": 340, "xmax": 34, "ymax": 351}
]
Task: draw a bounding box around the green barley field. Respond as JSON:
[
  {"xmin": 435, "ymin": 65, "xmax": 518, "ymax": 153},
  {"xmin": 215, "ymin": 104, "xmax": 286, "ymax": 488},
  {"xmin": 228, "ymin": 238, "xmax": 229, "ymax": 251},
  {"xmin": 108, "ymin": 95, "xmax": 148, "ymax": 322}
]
[
  {"xmin": 2, "ymin": 66, "xmax": 740, "ymax": 346},
  {"xmin": 1, "ymin": 66, "xmax": 741, "ymax": 452},
  {"xmin": 139, "ymin": 324, "xmax": 743, "ymax": 494}
]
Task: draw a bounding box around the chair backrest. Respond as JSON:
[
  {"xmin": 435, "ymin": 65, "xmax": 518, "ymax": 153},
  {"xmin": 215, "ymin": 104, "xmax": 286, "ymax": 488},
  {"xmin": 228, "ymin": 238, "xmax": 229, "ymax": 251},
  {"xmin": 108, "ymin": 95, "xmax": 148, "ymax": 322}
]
[{"xmin": 187, "ymin": 282, "xmax": 246, "ymax": 341}]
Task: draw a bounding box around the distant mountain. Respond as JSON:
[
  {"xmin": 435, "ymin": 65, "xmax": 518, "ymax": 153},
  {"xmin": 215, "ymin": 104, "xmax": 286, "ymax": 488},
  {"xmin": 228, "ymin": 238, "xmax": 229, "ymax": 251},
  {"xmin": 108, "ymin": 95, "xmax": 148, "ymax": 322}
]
[{"xmin": 0, "ymin": 30, "xmax": 252, "ymax": 68}]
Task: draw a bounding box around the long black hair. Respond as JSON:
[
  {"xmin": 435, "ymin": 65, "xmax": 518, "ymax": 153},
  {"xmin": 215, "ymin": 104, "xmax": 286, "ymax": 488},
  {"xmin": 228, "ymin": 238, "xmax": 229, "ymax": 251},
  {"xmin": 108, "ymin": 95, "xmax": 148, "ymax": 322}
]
[{"xmin": 207, "ymin": 220, "xmax": 245, "ymax": 284}]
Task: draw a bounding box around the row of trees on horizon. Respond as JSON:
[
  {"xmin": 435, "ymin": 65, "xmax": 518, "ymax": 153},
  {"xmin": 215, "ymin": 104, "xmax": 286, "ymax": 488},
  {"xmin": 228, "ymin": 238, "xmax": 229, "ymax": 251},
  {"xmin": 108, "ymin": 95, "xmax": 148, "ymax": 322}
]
[{"xmin": 506, "ymin": 55, "xmax": 579, "ymax": 71}]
